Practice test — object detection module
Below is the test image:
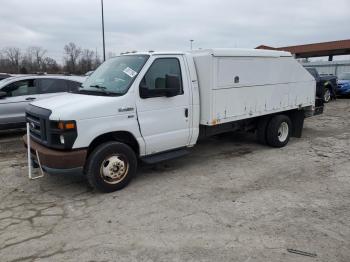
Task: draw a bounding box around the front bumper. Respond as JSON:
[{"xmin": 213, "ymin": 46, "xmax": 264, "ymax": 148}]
[{"xmin": 23, "ymin": 135, "xmax": 87, "ymax": 174}]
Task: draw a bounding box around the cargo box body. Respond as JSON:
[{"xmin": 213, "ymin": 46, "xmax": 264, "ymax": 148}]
[{"xmin": 191, "ymin": 49, "xmax": 316, "ymax": 126}]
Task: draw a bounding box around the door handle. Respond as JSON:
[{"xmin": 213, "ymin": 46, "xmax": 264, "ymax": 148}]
[
  {"xmin": 184, "ymin": 108, "xmax": 188, "ymax": 118},
  {"xmin": 26, "ymin": 97, "xmax": 36, "ymax": 101}
]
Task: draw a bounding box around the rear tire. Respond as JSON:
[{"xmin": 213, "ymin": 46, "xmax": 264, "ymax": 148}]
[
  {"xmin": 86, "ymin": 141, "xmax": 137, "ymax": 192},
  {"xmin": 266, "ymin": 115, "xmax": 291, "ymax": 148}
]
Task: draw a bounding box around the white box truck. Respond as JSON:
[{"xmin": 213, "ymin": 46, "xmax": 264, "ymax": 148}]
[{"xmin": 24, "ymin": 48, "xmax": 322, "ymax": 192}]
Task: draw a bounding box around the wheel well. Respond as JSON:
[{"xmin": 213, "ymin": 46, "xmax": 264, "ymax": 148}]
[
  {"xmin": 87, "ymin": 131, "xmax": 140, "ymax": 157},
  {"xmin": 256, "ymin": 110, "xmax": 305, "ymax": 139}
]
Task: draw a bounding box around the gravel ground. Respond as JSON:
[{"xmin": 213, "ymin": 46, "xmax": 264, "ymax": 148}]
[{"xmin": 0, "ymin": 99, "xmax": 349, "ymax": 262}]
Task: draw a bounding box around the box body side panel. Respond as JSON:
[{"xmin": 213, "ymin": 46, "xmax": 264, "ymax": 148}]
[{"xmin": 193, "ymin": 55, "xmax": 315, "ymax": 125}]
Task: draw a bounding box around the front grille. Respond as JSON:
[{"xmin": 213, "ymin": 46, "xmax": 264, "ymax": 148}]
[
  {"xmin": 25, "ymin": 105, "xmax": 52, "ymax": 145},
  {"xmin": 27, "ymin": 112, "xmax": 47, "ymax": 142},
  {"xmin": 25, "ymin": 105, "xmax": 77, "ymax": 150}
]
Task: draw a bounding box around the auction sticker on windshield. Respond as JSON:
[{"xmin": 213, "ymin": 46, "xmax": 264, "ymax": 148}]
[{"xmin": 123, "ymin": 67, "xmax": 137, "ymax": 78}]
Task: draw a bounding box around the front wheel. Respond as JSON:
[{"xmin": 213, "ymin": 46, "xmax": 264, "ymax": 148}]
[
  {"xmin": 323, "ymin": 88, "xmax": 331, "ymax": 103},
  {"xmin": 266, "ymin": 115, "xmax": 292, "ymax": 148},
  {"xmin": 85, "ymin": 142, "xmax": 137, "ymax": 192}
]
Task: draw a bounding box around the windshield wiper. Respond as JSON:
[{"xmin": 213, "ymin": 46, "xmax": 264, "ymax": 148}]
[
  {"xmin": 77, "ymin": 84, "xmax": 112, "ymax": 95},
  {"xmin": 78, "ymin": 85, "xmax": 123, "ymax": 96},
  {"xmin": 89, "ymin": 84, "xmax": 106, "ymax": 89},
  {"xmin": 89, "ymin": 84, "xmax": 110, "ymax": 93}
]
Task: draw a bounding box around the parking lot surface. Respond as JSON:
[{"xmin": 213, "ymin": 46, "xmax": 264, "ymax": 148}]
[{"xmin": 0, "ymin": 100, "xmax": 349, "ymax": 262}]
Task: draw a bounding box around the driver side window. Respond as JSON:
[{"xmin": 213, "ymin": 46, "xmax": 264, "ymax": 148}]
[
  {"xmin": 3, "ymin": 79, "xmax": 38, "ymax": 97},
  {"xmin": 141, "ymin": 58, "xmax": 183, "ymax": 93}
]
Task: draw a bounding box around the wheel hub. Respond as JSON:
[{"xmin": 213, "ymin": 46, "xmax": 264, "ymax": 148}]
[
  {"xmin": 100, "ymin": 155, "xmax": 128, "ymax": 184},
  {"xmin": 324, "ymin": 89, "xmax": 331, "ymax": 102},
  {"xmin": 277, "ymin": 122, "xmax": 289, "ymax": 142}
]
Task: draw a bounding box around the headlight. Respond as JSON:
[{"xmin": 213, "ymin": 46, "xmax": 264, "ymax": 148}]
[{"xmin": 49, "ymin": 120, "xmax": 77, "ymax": 149}]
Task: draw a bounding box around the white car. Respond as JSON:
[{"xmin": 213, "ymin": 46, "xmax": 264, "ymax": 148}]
[{"xmin": 0, "ymin": 75, "xmax": 85, "ymax": 130}]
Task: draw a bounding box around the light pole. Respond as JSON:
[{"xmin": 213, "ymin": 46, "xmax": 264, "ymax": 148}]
[
  {"xmin": 101, "ymin": 0, "xmax": 106, "ymax": 61},
  {"xmin": 190, "ymin": 39, "xmax": 194, "ymax": 50}
]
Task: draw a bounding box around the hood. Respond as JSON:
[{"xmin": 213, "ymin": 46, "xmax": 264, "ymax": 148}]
[{"xmin": 31, "ymin": 93, "xmax": 131, "ymax": 120}]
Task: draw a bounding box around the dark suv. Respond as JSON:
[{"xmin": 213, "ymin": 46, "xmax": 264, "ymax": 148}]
[{"xmin": 305, "ymin": 67, "xmax": 337, "ymax": 103}]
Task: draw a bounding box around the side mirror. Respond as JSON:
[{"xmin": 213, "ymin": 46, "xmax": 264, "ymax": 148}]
[
  {"xmin": 139, "ymin": 82, "xmax": 151, "ymax": 98},
  {"xmin": 0, "ymin": 91, "xmax": 7, "ymax": 99}
]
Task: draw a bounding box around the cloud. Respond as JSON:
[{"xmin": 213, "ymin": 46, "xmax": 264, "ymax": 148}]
[{"xmin": 0, "ymin": 0, "xmax": 349, "ymax": 62}]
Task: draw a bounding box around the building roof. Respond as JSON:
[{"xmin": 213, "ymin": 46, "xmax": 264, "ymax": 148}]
[{"xmin": 256, "ymin": 39, "xmax": 350, "ymax": 58}]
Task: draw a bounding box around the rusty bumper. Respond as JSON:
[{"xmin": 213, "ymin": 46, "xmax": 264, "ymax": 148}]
[{"xmin": 23, "ymin": 135, "xmax": 87, "ymax": 170}]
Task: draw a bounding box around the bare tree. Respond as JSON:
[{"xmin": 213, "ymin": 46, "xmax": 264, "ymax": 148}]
[
  {"xmin": 0, "ymin": 43, "xmax": 99, "ymax": 74},
  {"xmin": 79, "ymin": 49, "xmax": 95, "ymax": 73},
  {"xmin": 93, "ymin": 50, "xmax": 102, "ymax": 69},
  {"xmin": 0, "ymin": 52, "xmax": 7, "ymax": 73},
  {"xmin": 42, "ymin": 57, "xmax": 60, "ymax": 73},
  {"xmin": 22, "ymin": 46, "xmax": 47, "ymax": 72},
  {"xmin": 2, "ymin": 47, "xmax": 22, "ymax": 72},
  {"xmin": 29, "ymin": 46, "xmax": 47, "ymax": 71},
  {"xmin": 64, "ymin": 42, "xmax": 82, "ymax": 73}
]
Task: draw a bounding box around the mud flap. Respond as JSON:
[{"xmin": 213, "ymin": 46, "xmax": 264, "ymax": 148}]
[{"xmin": 289, "ymin": 110, "xmax": 305, "ymax": 138}]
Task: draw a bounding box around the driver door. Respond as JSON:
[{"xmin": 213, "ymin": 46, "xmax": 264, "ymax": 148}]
[{"xmin": 136, "ymin": 56, "xmax": 191, "ymax": 155}]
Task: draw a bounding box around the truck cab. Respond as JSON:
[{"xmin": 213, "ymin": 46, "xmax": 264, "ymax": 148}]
[{"xmin": 25, "ymin": 52, "xmax": 200, "ymax": 191}]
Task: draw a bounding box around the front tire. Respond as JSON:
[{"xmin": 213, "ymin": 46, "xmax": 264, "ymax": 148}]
[
  {"xmin": 86, "ymin": 142, "xmax": 137, "ymax": 192},
  {"xmin": 266, "ymin": 115, "xmax": 292, "ymax": 148}
]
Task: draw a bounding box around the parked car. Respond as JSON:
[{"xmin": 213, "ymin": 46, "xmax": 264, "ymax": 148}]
[
  {"xmin": 305, "ymin": 67, "xmax": 337, "ymax": 103},
  {"xmin": 24, "ymin": 49, "xmax": 320, "ymax": 192},
  {"xmin": 0, "ymin": 73, "xmax": 12, "ymax": 81},
  {"xmin": 336, "ymin": 72, "xmax": 350, "ymax": 96},
  {"xmin": 0, "ymin": 75, "xmax": 85, "ymax": 130}
]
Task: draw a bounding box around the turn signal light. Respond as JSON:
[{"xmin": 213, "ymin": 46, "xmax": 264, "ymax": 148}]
[{"xmin": 58, "ymin": 121, "xmax": 75, "ymax": 130}]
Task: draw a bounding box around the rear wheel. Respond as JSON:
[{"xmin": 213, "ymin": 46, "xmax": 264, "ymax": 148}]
[
  {"xmin": 86, "ymin": 141, "xmax": 137, "ymax": 192},
  {"xmin": 266, "ymin": 115, "xmax": 291, "ymax": 148},
  {"xmin": 323, "ymin": 87, "xmax": 331, "ymax": 103}
]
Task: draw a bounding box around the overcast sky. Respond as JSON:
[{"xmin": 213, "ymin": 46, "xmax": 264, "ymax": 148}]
[{"xmin": 1, "ymin": 0, "xmax": 349, "ymax": 62}]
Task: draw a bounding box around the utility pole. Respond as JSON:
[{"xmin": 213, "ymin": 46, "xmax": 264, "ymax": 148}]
[
  {"xmin": 190, "ymin": 39, "xmax": 194, "ymax": 50},
  {"xmin": 101, "ymin": 0, "xmax": 106, "ymax": 61}
]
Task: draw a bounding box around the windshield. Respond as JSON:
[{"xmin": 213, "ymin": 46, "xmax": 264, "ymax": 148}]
[
  {"xmin": 81, "ymin": 55, "xmax": 149, "ymax": 95},
  {"xmin": 338, "ymin": 73, "xmax": 350, "ymax": 80}
]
